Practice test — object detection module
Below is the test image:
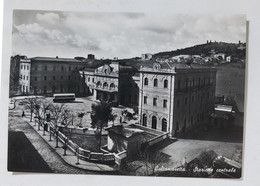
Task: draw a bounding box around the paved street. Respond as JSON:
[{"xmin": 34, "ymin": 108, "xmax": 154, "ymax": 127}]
[
  {"xmin": 8, "ymin": 111, "xmax": 99, "ymax": 174},
  {"xmin": 160, "ymin": 138, "xmax": 242, "ymax": 168}
]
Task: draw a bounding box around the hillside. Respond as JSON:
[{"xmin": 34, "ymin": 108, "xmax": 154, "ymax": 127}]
[{"xmin": 153, "ymin": 41, "xmax": 246, "ymax": 59}]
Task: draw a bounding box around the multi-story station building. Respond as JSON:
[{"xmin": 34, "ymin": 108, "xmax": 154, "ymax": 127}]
[{"xmin": 138, "ymin": 62, "xmax": 217, "ymax": 136}]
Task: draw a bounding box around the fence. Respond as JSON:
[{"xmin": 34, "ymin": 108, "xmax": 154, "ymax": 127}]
[{"xmin": 49, "ymin": 123, "xmax": 115, "ymax": 164}]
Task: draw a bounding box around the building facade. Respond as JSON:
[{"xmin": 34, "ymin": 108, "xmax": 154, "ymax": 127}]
[
  {"xmin": 19, "ymin": 57, "xmax": 31, "ymax": 94},
  {"xmin": 138, "ymin": 62, "xmax": 217, "ymax": 136},
  {"xmin": 18, "ymin": 56, "xmax": 89, "ymax": 96},
  {"xmin": 80, "ymin": 62, "xmax": 139, "ymax": 107}
]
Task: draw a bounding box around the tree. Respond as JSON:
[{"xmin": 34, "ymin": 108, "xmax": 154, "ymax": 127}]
[
  {"xmin": 90, "ymin": 101, "xmax": 113, "ymax": 151},
  {"xmin": 77, "ymin": 112, "xmax": 85, "ymax": 127},
  {"xmin": 23, "ymin": 97, "xmax": 38, "ymax": 122},
  {"xmin": 49, "ymin": 103, "xmax": 65, "ymax": 144},
  {"xmin": 138, "ymin": 148, "xmax": 168, "ymax": 176}
]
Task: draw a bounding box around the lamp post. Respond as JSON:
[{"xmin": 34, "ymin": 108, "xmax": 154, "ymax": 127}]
[
  {"xmin": 43, "ymin": 121, "xmax": 46, "ymax": 136},
  {"xmin": 76, "ymin": 146, "xmax": 80, "ymax": 165},
  {"xmin": 38, "ymin": 117, "xmax": 41, "ymax": 131},
  {"xmin": 63, "ymin": 137, "xmax": 67, "ymax": 156},
  {"xmin": 55, "ymin": 127, "xmax": 59, "ymax": 148}
]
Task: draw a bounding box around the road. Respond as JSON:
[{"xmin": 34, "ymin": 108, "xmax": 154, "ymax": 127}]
[{"xmin": 8, "ymin": 110, "xmax": 98, "ymax": 174}]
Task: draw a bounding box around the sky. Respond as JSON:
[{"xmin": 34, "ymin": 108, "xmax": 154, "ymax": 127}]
[{"xmin": 12, "ymin": 10, "xmax": 246, "ymax": 59}]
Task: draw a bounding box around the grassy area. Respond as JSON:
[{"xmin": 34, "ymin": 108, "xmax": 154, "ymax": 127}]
[
  {"xmin": 67, "ymin": 133, "xmax": 107, "ymax": 152},
  {"xmin": 8, "ymin": 131, "xmax": 52, "ymax": 173}
]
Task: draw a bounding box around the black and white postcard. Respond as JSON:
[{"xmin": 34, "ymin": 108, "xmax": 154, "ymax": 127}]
[{"xmin": 7, "ymin": 10, "xmax": 246, "ymax": 179}]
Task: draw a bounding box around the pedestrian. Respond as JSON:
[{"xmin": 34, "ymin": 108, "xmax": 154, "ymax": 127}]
[{"xmin": 22, "ymin": 110, "xmax": 25, "ymax": 118}]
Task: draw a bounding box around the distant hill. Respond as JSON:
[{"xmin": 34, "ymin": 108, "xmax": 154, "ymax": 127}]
[{"xmin": 153, "ymin": 41, "xmax": 246, "ymax": 59}]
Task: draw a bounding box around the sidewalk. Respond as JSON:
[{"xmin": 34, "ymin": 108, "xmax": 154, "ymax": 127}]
[{"xmin": 22, "ymin": 117, "xmax": 119, "ymax": 172}]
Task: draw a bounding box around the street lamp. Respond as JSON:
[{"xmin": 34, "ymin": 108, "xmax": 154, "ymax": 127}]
[
  {"xmin": 76, "ymin": 146, "xmax": 80, "ymax": 165},
  {"xmin": 63, "ymin": 137, "xmax": 67, "ymax": 156},
  {"xmin": 55, "ymin": 127, "xmax": 59, "ymax": 148}
]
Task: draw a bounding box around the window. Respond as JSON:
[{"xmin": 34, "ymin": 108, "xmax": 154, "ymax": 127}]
[
  {"xmin": 185, "ymin": 97, "xmax": 187, "ymax": 105},
  {"xmin": 163, "ymin": 99, "xmax": 167, "ymax": 108},
  {"xmin": 177, "ymin": 80, "xmax": 181, "ymax": 91},
  {"xmin": 27, "ymin": 65, "xmax": 29, "ymax": 70},
  {"xmin": 44, "ymin": 66, "xmax": 47, "ymax": 70},
  {"xmin": 61, "ymin": 66, "xmax": 64, "ymax": 71},
  {"xmin": 177, "ymin": 99, "xmax": 180, "ymax": 108},
  {"xmin": 103, "ymin": 82, "xmax": 108, "ymax": 89},
  {"xmin": 88, "ymin": 77, "xmax": 90, "ymax": 82},
  {"xmin": 154, "ymin": 78, "xmax": 158, "ymax": 87},
  {"xmin": 164, "ymin": 79, "xmax": 168, "ymax": 88},
  {"xmin": 35, "ymin": 66, "xmax": 38, "ymax": 71},
  {"xmin": 44, "ymin": 76, "xmax": 47, "ymax": 81},
  {"xmin": 69, "ymin": 66, "xmax": 71, "ymax": 71},
  {"xmin": 144, "ymin": 96, "xmax": 147, "ymax": 104},
  {"xmin": 21, "ymin": 65, "xmax": 23, "ymax": 69},
  {"xmin": 53, "ymin": 66, "xmax": 56, "ymax": 71},
  {"xmin": 52, "ymin": 86, "xmax": 56, "ymax": 93},
  {"xmin": 185, "ymin": 79, "xmax": 188, "ymax": 91},
  {"xmin": 43, "ymin": 86, "xmax": 47, "ymax": 94},
  {"xmin": 96, "ymin": 81, "xmax": 102, "ymax": 88},
  {"xmin": 34, "ymin": 86, "xmax": 37, "ymax": 94},
  {"xmin": 23, "ymin": 75, "xmax": 25, "ymax": 80},
  {"xmin": 153, "ymin": 98, "xmax": 157, "ymax": 106},
  {"xmin": 26, "ymin": 76, "xmax": 28, "ymax": 80},
  {"xmin": 53, "ymin": 76, "xmax": 56, "ymax": 80},
  {"xmin": 142, "ymin": 114, "xmax": 147, "ymax": 126},
  {"xmin": 152, "ymin": 116, "xmax": 157, "ymax": 129},
  {"xmin": 162, "ymin": 119, "xmax": 167, "ymax": 132},
  {"xmin": 110, "ymin": 83, "xmax": 115, "ymax": 90},
  {"xmin": 35, "ymin": 76, "xmax": 37, "ymax": 81},
  {"xmin": 92, "ymin": 78, "xmax": 94, "ymax": 82},
  {"xmin": 144, "ymin": 77, "xmax": 148, "ymax": 86}
]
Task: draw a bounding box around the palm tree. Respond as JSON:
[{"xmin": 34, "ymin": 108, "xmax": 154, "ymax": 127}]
[{"xmin": 90, "ymin": 101, "xmax": 113, "ymax": 151}]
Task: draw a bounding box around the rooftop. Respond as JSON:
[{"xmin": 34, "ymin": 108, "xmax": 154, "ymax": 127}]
[{"xmin": 31, "ymin": 57, "xmax": 91, "ymax": 63}]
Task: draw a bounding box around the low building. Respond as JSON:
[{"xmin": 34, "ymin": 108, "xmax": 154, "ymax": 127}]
[{"xmin": 141, "ymin": 53, "xmax": 153, "ymax": 60}]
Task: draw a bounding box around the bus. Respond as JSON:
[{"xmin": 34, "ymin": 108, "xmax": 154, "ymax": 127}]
[{"xmin": 53, "ymin": 93, "xmax": 76, "ymax": 103}]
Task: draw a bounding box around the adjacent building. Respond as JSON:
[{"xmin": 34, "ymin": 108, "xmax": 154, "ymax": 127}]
[
  {"xmin": 80, "ymin": 62, "xmax": 139, "ymax": 107},
  {"xmin": 18, "ymin": 56, "xmax": 90, "ymax": 96}
]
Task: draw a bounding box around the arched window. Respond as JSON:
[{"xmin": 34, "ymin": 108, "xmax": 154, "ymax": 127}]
[
  {"xmin": 103, "ymin": 82, "xmax": 108, "ymax": 89},
  {"xmin": 142, "ymin": 114, "xmax": 147, "ymax": 126},
  {"xmin": 144, "ymin": 78, "xmax": 148, "ymax": 86},
  {"xmin": 162, "ymin": 118, "xmax": 167, "ymax": 132},
  {"xmin": 96, "ymin": 81, "xmax": 102, "ymax": 88},
  {"xmin": 154, "ymin": 78, "xmax": 158, "ymax": 87},
  {"xmin": 152, "ymin": 116, "xmax": 157, "ymax": 129},
  {"xmin": 164, "ymin": 79, "xmax": 168, "ymax": 88},
  {"xmin": 110, "ymin": 83, "xmax": 115, "ymax": 90}
]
